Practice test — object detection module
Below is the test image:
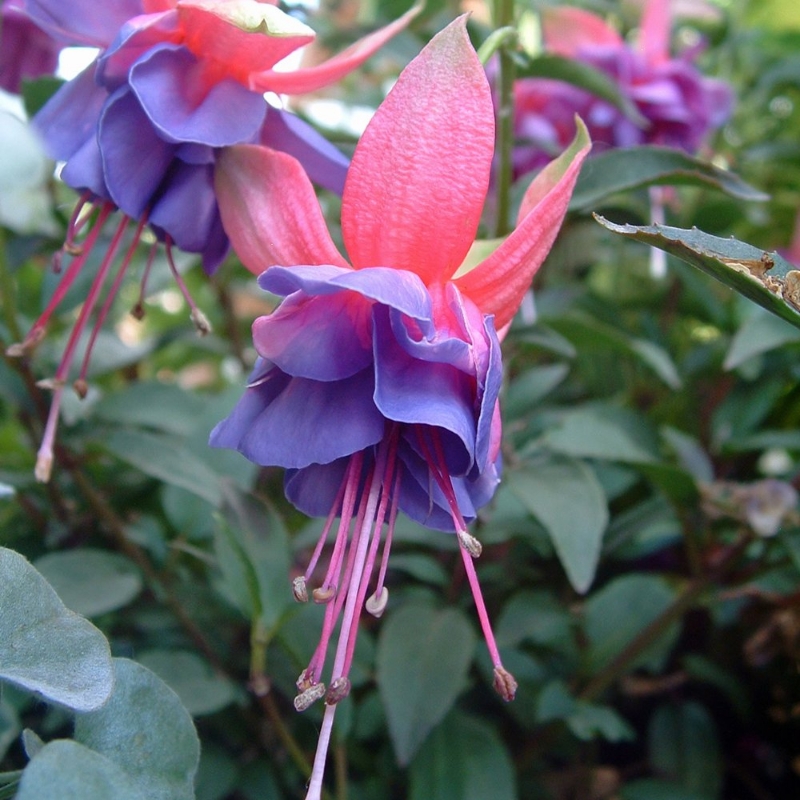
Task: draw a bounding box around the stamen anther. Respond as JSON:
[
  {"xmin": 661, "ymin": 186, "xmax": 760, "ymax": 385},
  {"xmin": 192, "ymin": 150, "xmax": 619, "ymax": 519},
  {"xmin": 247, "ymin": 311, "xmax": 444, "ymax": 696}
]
[
  {"xmin": 190, "ymin": 307, "xmax": 212, "ymax": 336},
  {"xmin": 365, "ymin": 587, "xmax": 388, "ymax": 618},
  {"xmin": 292, "ymin": 576, "xmax": 309, "ymax": 603},
  {"xmin": 73, "ymin": 379, "xmax": 89, "ymax": 399},
  {"xmin": 35, "ymin": 377, "xmax": 65, "ymax": 391},
  {"xmin": 294, "ymin": 682, "xmax": 326, "ymax": 712},
  {"xmin": 493, "ymin": 666, "xmax": 518, "ymax": 702},
  {"xmin": 457, "ymin": 529, "xmax": 483, "ymax": 558},
  {"xmin": 312, "ymin": 586, "xmax": 336, "ymax": 604},
  {"xmin": 325, "ymin": 677, "xmax": 351, "ymax": 705}
]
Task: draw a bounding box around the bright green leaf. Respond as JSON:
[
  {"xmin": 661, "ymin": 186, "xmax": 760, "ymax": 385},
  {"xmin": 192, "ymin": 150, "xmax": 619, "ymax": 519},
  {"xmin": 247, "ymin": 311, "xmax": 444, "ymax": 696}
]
[
  {"xmin": 595, "ymin": 217, "xmax": 800, "ymax": 330},
  {"xmin": 573, "ymin": 149, "xmax": 767, "ymax": 211}
]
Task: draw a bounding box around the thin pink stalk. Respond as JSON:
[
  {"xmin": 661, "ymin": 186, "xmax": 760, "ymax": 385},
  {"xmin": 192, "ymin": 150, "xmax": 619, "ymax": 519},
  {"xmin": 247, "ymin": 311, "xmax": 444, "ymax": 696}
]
[
  {"xmin": 459, "ymin": 545, "xmax": 503, "ymax": 668},
  {"xmin": 303, "ymin": 477, "xmax": 347, "ymax": 583}
]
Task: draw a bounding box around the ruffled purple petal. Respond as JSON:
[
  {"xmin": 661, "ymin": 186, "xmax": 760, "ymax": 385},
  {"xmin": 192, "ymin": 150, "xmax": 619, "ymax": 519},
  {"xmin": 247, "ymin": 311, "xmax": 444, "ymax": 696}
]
[
  {"xmin": 259, "ymin": 265, "xmax": 433, "ymax": 326},
  {"xmin": 23, "ymin": 0, "xmax": 144, "ymax": 47},
  {"xmin": 210, "ymin": 365, "xmax": 384, "ymax": 469},
  {"xmin": 96, "ymin": 9, "xmax": 179, "ymax": 91},
  {"xmin": 33, "ymin": 64, "xmax": 106, "ymax": 162},
  {"xmin": 373, "ymin": 305, "xmax": 475, "ymax": 475},
  {"xmin": 148, "ymin": 160, "xmax": 229, "ymax": 272},
  {"xmin": 129, "ymin": 43, "xmax": 266, "ymax": 146},
  {"xmin": 252, "ymin": 291, "xmax": 373, "ymax": 382},
  {"xmin": 98, "ymin": 87, "xmax": 176, "ymax": 218},
  {"xmin": 260, "ymin": 105, "xmax": 349, "ymax": 196}
]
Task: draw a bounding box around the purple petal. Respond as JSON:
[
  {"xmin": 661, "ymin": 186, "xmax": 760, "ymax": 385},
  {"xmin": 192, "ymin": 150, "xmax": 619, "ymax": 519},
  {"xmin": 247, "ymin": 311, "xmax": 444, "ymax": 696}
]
[
  {"xmin": 0, "ymin": 2, "xmax": 61, "ymax": 93},
  {"xmin": 284, "ymin": 458, "xmax": 351, "ymax": 518},
  {"xmin": 59, "ymin": 134, "xmax": 110, "ymax": 200},
  {"xmin": 22, "ymin": 0, "xmax": 144, "ymax": 46},
  {"xmin": 148, "ymin": 160, "xmax": 229, "ymax": 272},
  {"xmin": 33, "ymin": 64, "xmax": 106, "ymax": 161},
  {"xmin": 373, "ymin": 305, "xmax": 475, "ymax": 474},
  {"xmin": 210, "ymin": 366, "xmax": 384, "ymax": 469},
  {"xmin": 252, "ymin": 290, "xmax": 373, "ymax": 382},
  {"xmin": 129, "ymin": 44, "xmax": 266, "ymax": 146},
  {"xmin": 98, "ymin": 87, "xmax": 175, "ymax": 218},
  {"xmin": 260, "ymin": 105, "xmax": 349, "ymax": 196},
  {"xmin": 96, "ymin": 9, "xmax": 179, "ymax": 91},
  {"xmin": 259, "ymin": 265, "xmax": 432, "ymax": 325}
]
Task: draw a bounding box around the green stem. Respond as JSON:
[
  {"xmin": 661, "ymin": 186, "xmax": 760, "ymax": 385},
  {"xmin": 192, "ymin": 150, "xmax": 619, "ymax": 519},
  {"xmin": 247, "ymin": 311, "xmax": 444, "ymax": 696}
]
[
  {"xmin": 578, "ymin": 532, "xmax": 753, "ymax": 702},
  {"xmin": 493, "ymin": 0, "xmax": 516, "ymax": 238}
]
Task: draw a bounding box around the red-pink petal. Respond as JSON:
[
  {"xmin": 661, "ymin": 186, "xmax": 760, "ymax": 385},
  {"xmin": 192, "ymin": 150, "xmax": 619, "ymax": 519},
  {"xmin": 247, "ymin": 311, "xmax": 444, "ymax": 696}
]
[
  {"xmin": 253, "ymin": 3, "xmax": 420, "ymax": 95},
  {"xmin": 215, "ymin": 144, "xmax": 348, "ymax": 275},
  {"xmin": 455, "ymin": 120, "xmax": 591, "ymax": 330},
  {"xmin": 143, "ymin": 0, "xmax": 176, "ymax": 11},
  {"xmin": 541, "ymin": 6, "xmax": 622, "ymax": 56},
  {"xmin": 639, "ymin": 0, "xmax": 671, "ymax": 65},
  {"xmin": 341, "ymin": 15, "xmax": 494, "ymax": 286},
  {"xmin": 177, "ymin": 0, "xmax": 315, "ymax": 82}
]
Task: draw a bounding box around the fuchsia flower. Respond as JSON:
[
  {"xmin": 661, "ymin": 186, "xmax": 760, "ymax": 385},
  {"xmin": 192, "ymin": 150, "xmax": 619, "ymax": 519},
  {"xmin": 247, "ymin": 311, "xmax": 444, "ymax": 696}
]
[
  {"xmin": 12, "ymin": 0, "xmax": 416, "ymax": 481},
  {"xmin": 0, "ymin": 0, "xmax": 62, "ymax": 93},
  {"xmin": 513, "ymin": 0, "xmax": 732, "ymax": 176},
  {"xmin": 210, "ymin": 18, "xmax": 589, "ymax": 798}
]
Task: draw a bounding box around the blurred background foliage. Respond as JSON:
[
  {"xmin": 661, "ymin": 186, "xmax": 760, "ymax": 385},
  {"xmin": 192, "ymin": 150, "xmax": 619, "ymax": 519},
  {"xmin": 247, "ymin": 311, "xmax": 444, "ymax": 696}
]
[{"xmin": 2, "ymin": 0, "xmax": 800, "ymax": 798}]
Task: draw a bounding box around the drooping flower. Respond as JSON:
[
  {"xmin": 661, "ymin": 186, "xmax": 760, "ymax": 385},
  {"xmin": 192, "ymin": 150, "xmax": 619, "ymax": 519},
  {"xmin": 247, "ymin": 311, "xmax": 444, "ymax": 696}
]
[
  {"xmin": 210, "ymin": 18, "xmax": 589, "ymax": 798},
  {"xmin": 12, "ymin": 0, "xmax": 417, "ymax": 481},
  {"xmin": 513, "ymin": 0, "xmax": 732, "ymax": 176},
  {"xmin": 0, "ymin": 0, "xmax": 62, "ymax": 93}
]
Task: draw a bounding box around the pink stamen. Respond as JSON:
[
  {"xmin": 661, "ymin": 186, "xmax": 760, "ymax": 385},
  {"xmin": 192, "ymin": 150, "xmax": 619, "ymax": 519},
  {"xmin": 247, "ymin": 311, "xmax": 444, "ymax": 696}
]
[
  {"xmin": 164, "ymin": 237, "xmax": 211, "ymax": 334},
  {"xmin": 75, "ymin": 215, "xmax": 147, "ymax": 390},
  {"xmin": 132, "ymin": 240, "xmax": 159, "ymax": 319},
  {"xmin": 34, "ymin": 211, "xmax": 128, "ymax": 481},
  {"xmin": 302, "ymin": 478, "xmax": 347, "ymax": 584},
  {"xmin": 11, "ymin": 204, "xmax": 113, "ymax": 354},
  {"xmin": 304, "ymin": 443, "xmax": 388, "ymax": 800},
  {"xmin": 372, "ymin": 469, "xmax": 401, "ymax": 600}
]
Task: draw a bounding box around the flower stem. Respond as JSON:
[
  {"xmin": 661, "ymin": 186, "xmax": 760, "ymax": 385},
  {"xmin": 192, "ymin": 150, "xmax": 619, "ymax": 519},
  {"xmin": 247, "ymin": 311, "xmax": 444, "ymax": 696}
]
[{"xmin": 493, "ymin": 0, "xmax": 516, "ymax": 237}]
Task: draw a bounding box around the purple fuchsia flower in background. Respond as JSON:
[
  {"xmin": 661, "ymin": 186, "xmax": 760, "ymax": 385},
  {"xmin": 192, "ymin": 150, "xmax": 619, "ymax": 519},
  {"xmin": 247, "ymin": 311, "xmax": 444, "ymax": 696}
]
[
  {"xmin": 0, "ymin": 0, "xmax": 62, "ymax": 93},
  {"xmin": 513, "ymin": 0, "xmax": 733, "ymax": 176},
  {"xmin": 11, "ymin": 0, "xmax": 417, "ymax": 481},
  {"xmin": 210, "ymin": 17, "xmax": 590, "ymax": 798}
]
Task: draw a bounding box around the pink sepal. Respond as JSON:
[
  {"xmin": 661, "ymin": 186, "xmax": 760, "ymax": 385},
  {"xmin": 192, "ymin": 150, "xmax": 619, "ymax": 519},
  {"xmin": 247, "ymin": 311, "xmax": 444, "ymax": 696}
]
[{"xmin": 541, "ymin": 6, "xmax": 623, "ymax": 56}]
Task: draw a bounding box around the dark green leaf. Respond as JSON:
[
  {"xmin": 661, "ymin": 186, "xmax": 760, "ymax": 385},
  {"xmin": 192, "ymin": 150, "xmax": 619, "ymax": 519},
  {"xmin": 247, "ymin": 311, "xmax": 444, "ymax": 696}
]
[
  {"xmin": 408, "ymin": 710, "xmax": 515, "ymax": 800},
  {"xmin": 584, "ymin": 575, "xmax": 679, "ymax": 673},
  {"xmin": 595, "ymin": 217, "xmax": 800, "ymax": 329},
  {"xmin": 648, "ymin": 702, "xmax": 723, "ymax": 799},
  {"xmin": 377, "ymin": 604, "xmax": 476, "ymax": 765},
  {"xmin": 724, "ymin": 308, "xmax": 800, "ymax": 369},
  {"xmin": 33, "ymin": 549, "xmax": 142, "ymax": 618},
  {"xmin": 509, "ymin": 456, "xmax": 609, "ymax": 593},
  {"xmin": 572, "ymin": 149, "xmax": 768, "ymax": 211}
]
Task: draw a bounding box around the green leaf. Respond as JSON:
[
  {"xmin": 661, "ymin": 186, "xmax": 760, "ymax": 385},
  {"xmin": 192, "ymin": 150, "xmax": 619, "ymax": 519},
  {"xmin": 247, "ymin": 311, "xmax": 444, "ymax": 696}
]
[
  {"xmin": 518, "ymin": 54, "xmax": 648, "ymax": 127},
  {"xmin": 17, "ymin": 740, "xmax": 146, "ymax": 800},
  {"xmin": 724, "ymin": 308, "xmax": 800, "ymax": 370},
  {"xmin": 648, "ymin": 702, "xmax": 723, "ymax": 799},
  {"xmin": 377, "ymin": 604, "xmax": 476, "ymax": 765},
  {"xmin": 213, "ymin": 487, "xmax": 292, "ymax": 629},
  {"xmin": 595, "ymin": 217, "xmax": 800, "ymax": 329},
  {"xmin": 408, "ymin": 710, "xmax": 515, "ymax": 800},
  {"xmin": 543, "ymin": 405, "xmax": 661, "ymax": 463},
  {"xmin": 509, "ymin": 456, "xmax": 609, "ymax": 593},
  {"xmin": 0, "ymin": 547, "xmax": 114, "ymax": 711},
  {"xmin": 74, "ymin": 658, "xmax": 200, "ymax": 800},
  {"xmin": 33, "ymin": 549, "xmax": 142, "ymax": 618},
  {"xmin": 572, "ymin": 148, "xmax": 768, "ymax": 211},
  {"xmin": 504, "ymin": 364, "xmax": 570, "ymax": 417},
  {"xmin": 94, "ymin": 382, "xmax": 206, "ymax": 437},
  {"xmin": 621, "ymin": 779, "xmax": 709, "ymax": 800},
  {"xmin": 102, "ymin": 429, "xmax": 223, "ymax": 506},
  {"xmin": 495, "ymin": 591, "xmax": 574, "ymax": 649},
  {"xmin": 136, "ymin": 650, "xmax": 237, "ymax": 716},
  {"xmin": 583, "ymin": 575, "xmax": 679, "ymax": 673}
]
